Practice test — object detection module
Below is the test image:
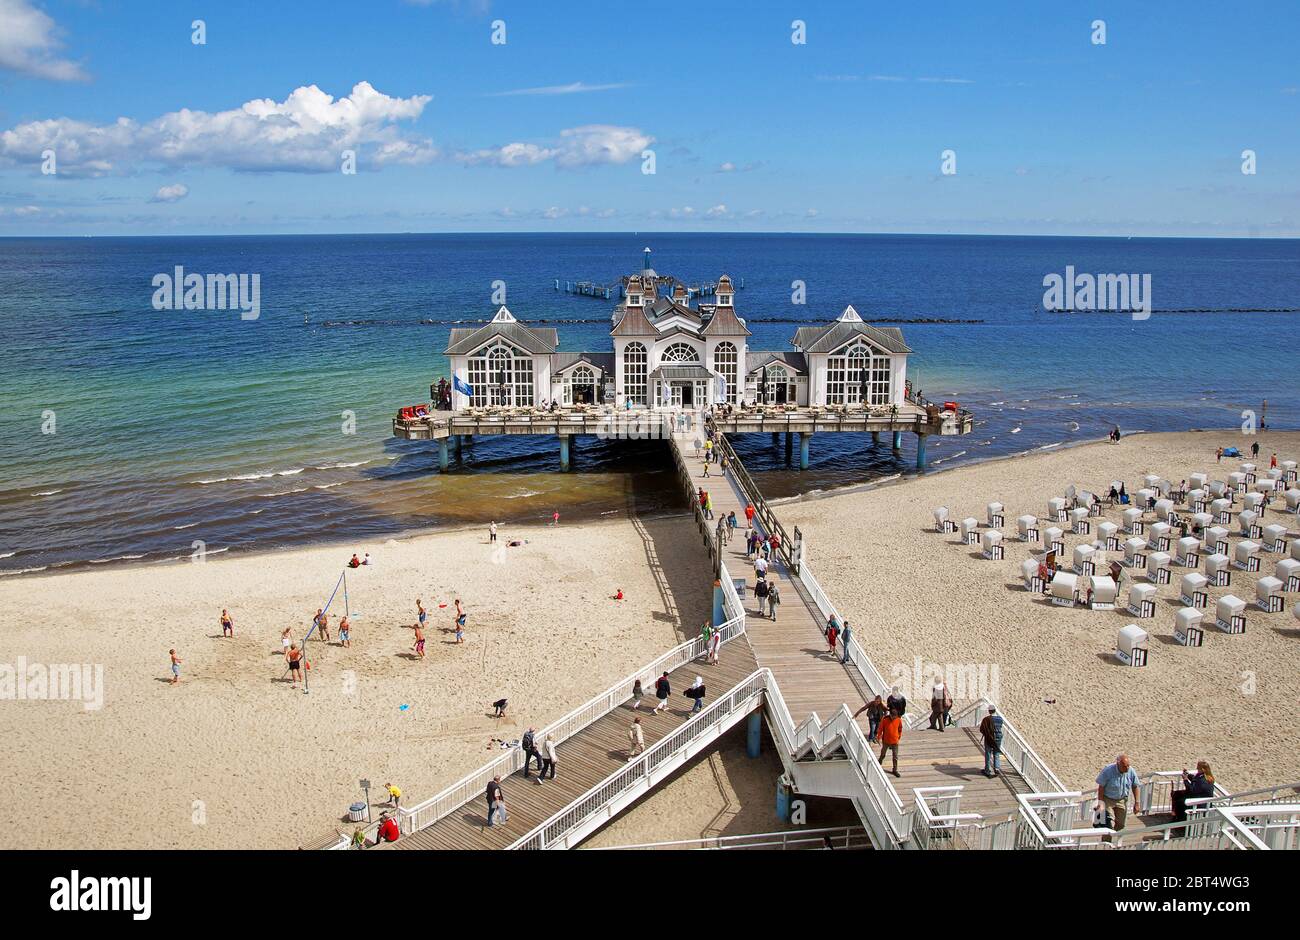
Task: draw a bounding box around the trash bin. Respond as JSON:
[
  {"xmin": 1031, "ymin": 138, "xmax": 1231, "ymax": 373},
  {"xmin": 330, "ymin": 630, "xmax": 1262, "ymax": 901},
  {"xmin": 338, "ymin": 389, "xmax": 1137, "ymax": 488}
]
[
  {"xmin": 775, "ymin": 773, "xmax": 792, "ymax": 822},
  {"xmin": 348, "ymin": 802, "xmax": 367, "ymax": 823}
]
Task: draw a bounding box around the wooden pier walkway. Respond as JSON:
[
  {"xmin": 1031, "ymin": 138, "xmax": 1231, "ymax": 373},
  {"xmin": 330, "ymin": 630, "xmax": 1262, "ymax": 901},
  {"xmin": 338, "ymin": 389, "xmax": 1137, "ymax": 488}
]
[
  {"xmin": 388, "ymin": 637, "xmax": 759, "ymax": 850},
  {"xmin": 669, "ymin": 428, "xmax": 1029, "ymax": 822}
]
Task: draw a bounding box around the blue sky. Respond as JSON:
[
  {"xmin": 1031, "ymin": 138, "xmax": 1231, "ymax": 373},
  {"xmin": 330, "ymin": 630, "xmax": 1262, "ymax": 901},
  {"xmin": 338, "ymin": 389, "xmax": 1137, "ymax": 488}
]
[{"xmin": 0, "ymin": 0, "xmax": 1296, "ymax": 236}]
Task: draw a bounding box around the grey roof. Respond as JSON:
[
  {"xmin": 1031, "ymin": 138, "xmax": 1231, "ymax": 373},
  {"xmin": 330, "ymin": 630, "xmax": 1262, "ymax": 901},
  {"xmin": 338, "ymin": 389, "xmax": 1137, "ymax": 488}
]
[
  {"xmin": 649, "ymin": 365, "xmax": 715, "ymax": 381},
  {"xmin": 745, "ymin": 351, "xmax": 807, "ymax": 374},
  {"xmin": 649, "ymin": 298, "xmax": 702, "ymax": 324},
  {"xmin": 790, "ymin": 321, "xmax": 911, "ymax": 354},
  {"xmin": 552, "ymin": 352, "xmax": 616, "ymax": 374},
  {"xmin": 446, "ymin": 321, "xmax": 558, "ymax": 356},
  {"xmin": 610, "ymin": 305, "xmax": 657, "ymax": 336},
  {"xmin": 701, "ymin": 305, "xmax": 752, "ymax": 336}
]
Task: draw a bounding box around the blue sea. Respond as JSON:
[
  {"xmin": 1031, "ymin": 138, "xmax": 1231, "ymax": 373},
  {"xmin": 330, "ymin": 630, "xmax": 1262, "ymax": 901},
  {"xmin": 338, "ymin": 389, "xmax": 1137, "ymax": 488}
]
[{"xmin": 1, "ymin": 233, "xmax": 1296, "ymax": 575}]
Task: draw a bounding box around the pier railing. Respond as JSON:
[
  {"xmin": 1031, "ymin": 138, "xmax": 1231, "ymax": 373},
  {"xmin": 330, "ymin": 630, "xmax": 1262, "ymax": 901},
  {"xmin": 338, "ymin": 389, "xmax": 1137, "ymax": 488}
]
[
  {"xmin": 712, "ymin": 431, "xmax": 797, "ymax": 572},
  {"xmin": 587, "ymin": 825, "xmax": 870, "ymax": 850}
]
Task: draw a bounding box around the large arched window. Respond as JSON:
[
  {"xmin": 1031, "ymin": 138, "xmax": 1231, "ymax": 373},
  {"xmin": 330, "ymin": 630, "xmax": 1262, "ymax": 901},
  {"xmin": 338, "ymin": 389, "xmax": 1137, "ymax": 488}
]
[
  {"xmin": 564, "ymin": 365, "xmax": 598, "ymax": 405},
  {"xmin": 713, "ymin": 342, "xmax": 738, "ymax": 404},
  {"xmin": 467, "ymin": 341, "xmax": 533, "ymax": 407},
  {"xmin": 661, "ymin": 342, "xmax": 700, "ymax": 363},
  {"xmin": 759, "ymin": 365, "xmax": 796, "ymax": 404},
  {"xmin": 826, "ymin": 342, "xmax": 863, "ymax": 404},
  {"xmin": 622, "ymin": 342, "xmax": 647, "ymax": 405}
]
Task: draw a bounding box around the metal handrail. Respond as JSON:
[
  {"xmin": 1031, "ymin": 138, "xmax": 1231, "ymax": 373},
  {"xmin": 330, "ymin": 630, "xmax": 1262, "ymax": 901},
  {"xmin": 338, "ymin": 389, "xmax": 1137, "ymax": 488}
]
[
  {"xmin": 588, "ymin": 825, "xmax": 870, "ymax": 851},
  {"xmin": 712, "ymin": 432, "xmax": 796, "ymax": 571}
]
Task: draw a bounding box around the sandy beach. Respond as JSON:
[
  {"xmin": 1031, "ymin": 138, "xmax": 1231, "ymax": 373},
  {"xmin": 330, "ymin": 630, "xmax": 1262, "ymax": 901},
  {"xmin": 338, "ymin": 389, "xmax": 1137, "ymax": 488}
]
[
  {"xmin": 0, "ymin": 514, "xmax": 711, "ymax": 849},
  {"xmin": 782, "ymin": 429, "xmax": 1300, "ymax": 795}
]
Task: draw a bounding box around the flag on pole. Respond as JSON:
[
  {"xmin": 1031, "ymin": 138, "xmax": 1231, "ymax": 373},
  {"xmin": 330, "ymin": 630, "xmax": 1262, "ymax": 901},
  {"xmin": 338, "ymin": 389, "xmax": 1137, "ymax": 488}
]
[
  {"xmin": 715, "ymin": 375, "xmax": 727, "ymax": 401},
  {"xmin": 453, "ymin": 375, "xmax": 474, "ymax": 399}
]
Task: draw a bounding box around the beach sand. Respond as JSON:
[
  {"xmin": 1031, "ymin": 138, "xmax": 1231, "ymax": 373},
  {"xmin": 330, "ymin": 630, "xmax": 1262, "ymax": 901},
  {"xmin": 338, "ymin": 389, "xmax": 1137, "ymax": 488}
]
[
  {"xmin": 0, "ymin": 514, "xmax": 712, "ymax": 849},
  {"xmin": 781, "ymin": 429, "xmax": 1300, "ymax": 795}
]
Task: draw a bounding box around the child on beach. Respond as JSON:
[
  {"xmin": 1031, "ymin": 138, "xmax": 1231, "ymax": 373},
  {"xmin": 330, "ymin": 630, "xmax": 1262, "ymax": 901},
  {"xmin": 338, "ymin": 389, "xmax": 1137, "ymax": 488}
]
[
  {"xmin": 338, "ymin": 615, "xmax": 351, "ymax": 648},
  {"xmin": 220, "ymin": 609, "xmax": 233, "ymax": 637},
  {"xmin": 455, "ymin": 599, "xmax": 467, "ymax": 635},
  {"xmin": 416, "ymin": 599, "xmax": 426, "ymax": 630},
  {"xmin": 552, "ymin": 511, "xmax": 560, "ymax": 526},
  {"xmin": 168, "ymin": 649, "xmax": 183, "ymax": 685},
  {"xmin": 412, "ymin": 624, "xmax": 426, "ymax": 659},
  {"xmin": 281, "ymin": 627, "xmax": 292, "ymax": 653}
]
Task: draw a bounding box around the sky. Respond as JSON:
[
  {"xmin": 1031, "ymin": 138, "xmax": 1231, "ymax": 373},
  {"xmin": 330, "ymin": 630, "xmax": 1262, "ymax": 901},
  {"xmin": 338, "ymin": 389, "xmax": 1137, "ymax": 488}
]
[{"xmin": 0, "ymin": 0, "xmax": 1297, "ymax": 237}]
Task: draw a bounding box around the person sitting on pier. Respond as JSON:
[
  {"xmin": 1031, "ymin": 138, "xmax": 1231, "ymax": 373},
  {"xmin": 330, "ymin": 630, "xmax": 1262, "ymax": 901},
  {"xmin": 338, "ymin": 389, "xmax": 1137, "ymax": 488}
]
[{"xmin": 1172, "ymin": 761, "xmax": 1215, "ymax": 823}]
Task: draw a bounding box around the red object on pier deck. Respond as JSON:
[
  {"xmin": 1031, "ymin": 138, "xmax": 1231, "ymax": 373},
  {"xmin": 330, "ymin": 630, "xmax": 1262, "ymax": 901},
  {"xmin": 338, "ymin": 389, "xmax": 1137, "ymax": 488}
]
[{"xmin": 943, "ymin": 401, "xmax": 959, "ymax": 411}]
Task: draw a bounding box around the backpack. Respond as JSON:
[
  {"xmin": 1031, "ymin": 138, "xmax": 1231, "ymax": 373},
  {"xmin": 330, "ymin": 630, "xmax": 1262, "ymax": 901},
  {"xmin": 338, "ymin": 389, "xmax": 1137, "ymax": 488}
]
[{"xmin": 522, "ymin": 730, "xmax": 535, "ymax": 751}]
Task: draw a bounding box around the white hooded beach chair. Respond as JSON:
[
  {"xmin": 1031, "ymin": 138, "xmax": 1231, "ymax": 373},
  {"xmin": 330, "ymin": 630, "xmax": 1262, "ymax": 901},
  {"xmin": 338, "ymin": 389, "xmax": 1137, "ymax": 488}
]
[
  {"xmin": 1042, "ymin": 526, "xmax": 1065, "ymax": 555},
  {"xmin": 1017, "ymin": 514, "xmax": 1039, "ymax": 541},
  {"xmin": 1238, "ymin": 510, "xmax": 1260, "ymax": 539},
  {"xmin": 1116, "ymin": 624, "xmax": 1149, "ymax": 666},
  {"xmin": 1128, "ymin": 582, "xmax": 1157, "ymax": 618},
  {"xmin": 1180, "ymin": 572, "xmax": 1209, "ymax": 608},
  {"xmin": 1073, "ymin": 543, "xmax": 1096, "ymax": 575},
  {"xmin": 1143, "ymin": 474, "xmax": 1160, "ymax": 489},
  {"xmin": 1097, "ymin": 520, "xmax": 1120, "ymax": 550},
  {"xmin": 1123, "ymin": 536, "xmax": 1148, "ymax": 568},
  {"xmin": 1147, "ymin": 521, "xmax": 1172, "ymax": 552},
  {"xmin": 1214, "ymin": 595, "xmax": 1246, "ymax": 634},
  {"xmin": 1205, "ymin": 552, "xmax": 1231, "ymax": 587},
  {"xmin": 1255, "ymin": 577, "xmax": 1284, "ymax": 614},
  {"xmin": 1226, "ymin": 473, "xmax": 1245, "ymax": 493},
  {"xmin": 1147, "ymin": 551, "xmax": 1172, "ymax": 584},
  {"xmin": 1123, "ymin": 507, "xmax": 1144, "ymax": 534},
  {"xmin": 1187, "ymin": 488, "xmax": 1208, "ymax": 513},
  {"xmin": 1275, "ymin": 558, "xmax": 1300, "ymax": 592},
  {"xmin": 1189, "ymin": 472, "xmax": 1208, "ymax": 490},
  {"xmin": 1285, "ymin": 489, "xmax": 1300, "ymax": 513},
  {"xmin": 1020, "ymin": 558, "xmax": 1041, "ymax": 590},
  {"xmin": 1174, "ymin": 607, "xmax": 1205, "ymax": 646},
  {"xmin": 1049, "ymin": 571, "xmax": 1078, "ymax": 606},
  {"xmin": 1234, "ymin": 540, "xmax": 1260, "ymax": 572},
  {"xmin": 961, "ymin": 517, "xmax": 980, "ymax": 545},
  {"xmin": 1070, "ymin": 506, "xmax": 1091, "ymax": 534},
  {"xmin": 1047, "ymin": 496, "xmax": 1068, "ymax": 522},
  {"xmin": 981, "ymin": 529, "xmax": 1004, "ymax": 560},
  {"xmin": 1283, "ymin": 459, "xmax": 1297, "ymax": 482},
  {"xmin": 1262, "ymin": 523, "xmax": 1288, "ymax": 553},
  {"xmin": 987, "ymin": 501, "xmax": 1005, "ymax": 528},
  {"xmin": 1176, "ymin": 536, "xmax": 1200, "ymax": 568},
  {"xmin": 1204, "ymin": 525, "xmax": 1230, "ymax": 556},
  {"xmin": 933, "ymin": 506, "xmax": 956, "ymax": 533},
  {"xmin": 1210, "ymin": 497, "xmax": 1232, "ymax": 524},
  {"xmin": 1089, "ymin": 575, "xmax": 1118, "ymax": 609}
]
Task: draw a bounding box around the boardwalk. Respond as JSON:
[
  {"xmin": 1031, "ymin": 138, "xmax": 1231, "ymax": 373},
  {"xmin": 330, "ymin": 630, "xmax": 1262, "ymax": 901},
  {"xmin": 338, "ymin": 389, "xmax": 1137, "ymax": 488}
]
[
  {"xmin": 673, "ymin": 429, "xmax": 1029, "ymax": 821},
  {"xmin": 390, "ymin": 637, "xmax": 759, "ymax": 850}
]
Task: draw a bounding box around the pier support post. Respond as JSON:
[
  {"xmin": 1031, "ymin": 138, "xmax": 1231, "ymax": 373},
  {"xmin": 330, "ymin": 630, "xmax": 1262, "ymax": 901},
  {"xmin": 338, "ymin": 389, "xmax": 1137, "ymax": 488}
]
[
  {"xmin": 892, "ymin": 430, "xmax": 903, "ymax": 451},
  {"xmin": 800, "ymin": 432, "xmax": 812, "ymax": 470},
  {"xmin": 916, "ymin": 432, "xmax": 928, "ymax": 470},
  {"xmin": 437, "ymin": 439, "xmax": 449, "ymax": 472},
  {"xmin": 712, "ymin": 579, "xmax": 724, "ymax": 627},
  {"xmin": 776, "ymin": 775, "xmax": 792, "ymax": 821},
  {"xmin": 747, "ymin": 711, "xmax": 762, "ymax": 758},
  {"xmin": 784, "ymin": 432, "xmax": 793, "ymax": 462},
  {"xmin": 453, "ymin": 435, "xmax": 463, "ymax": 458},
  {"xmin": 771, "ymin": 432, "xmax": 780, "ymax": 447},
  {"xmin": 559, "ymin": 435, "xmax": 571, "ymax": 472},
  {"xmin": 872, "ymin": 431, "xmax": 880, "ymax": 446}
]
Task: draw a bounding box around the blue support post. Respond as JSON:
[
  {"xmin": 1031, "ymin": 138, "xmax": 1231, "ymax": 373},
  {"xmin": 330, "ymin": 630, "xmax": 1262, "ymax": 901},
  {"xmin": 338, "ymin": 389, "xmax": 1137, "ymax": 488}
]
[
  {"xmin": 892, "ymin": 430, "xmax": 903, "ymax": 451},
  {"xmin": 916, "ymin": 433, "xmax": 928, "ymax": 469},
  {"xmin": 559, "ymin": 435, "xmax": 571, "ymax": 472},
  {"xmin": 872, "ymin": 431, "xmax": 880, "ymax": 445},
  {"xmin": 437, "ymin": 439, "xmax": 449, "ymax": 472},
  {"xmin": 712, "ymin": 580, "xmax": 724, "ymax": 626},
  {"xmin": 776, "ymin": 775, "xmax": 791, "ymax": 821},
  {"xmin": 800, "ymin": 432, "xmax": 812, "ymax": 470},
  {"xmin": 747, "ymin": 711, "xmax": 762, "ymax": 758}
]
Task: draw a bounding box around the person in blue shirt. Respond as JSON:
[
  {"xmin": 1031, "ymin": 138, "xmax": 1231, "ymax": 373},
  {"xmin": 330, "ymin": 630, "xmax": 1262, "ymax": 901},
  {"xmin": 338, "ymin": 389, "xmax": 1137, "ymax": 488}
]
[{"xmin": 1096, "ymin": 754, "xmax": 1141, "ymax": 831}]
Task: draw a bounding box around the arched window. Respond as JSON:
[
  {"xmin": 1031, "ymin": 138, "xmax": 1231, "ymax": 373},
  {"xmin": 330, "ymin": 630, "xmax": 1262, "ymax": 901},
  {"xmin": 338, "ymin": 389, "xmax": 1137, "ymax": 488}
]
[
  {"xmin": 826, "ymin": 341, "xmax": 874, "ymax": 405},
  {"xmin": 622, "ymin": 342, "xmax": 647, "ymax": 405},
  {"xmin": 759, "ymin": 364, "xmax": 794, "ymax": 404},
  {"xmin": 713, "ymin": 342, "xmax": 738, "ymax": 404},
  {"xmin": 564, "ymin": 365, "xmax": 598, "ymax": 405},
  {"xmin": 661, "ymin": 342, "xmax": 700, "ymax": 363},
  {"xmin": 467, "ymin": 341, "xmax": 533, "ymax": 407}
]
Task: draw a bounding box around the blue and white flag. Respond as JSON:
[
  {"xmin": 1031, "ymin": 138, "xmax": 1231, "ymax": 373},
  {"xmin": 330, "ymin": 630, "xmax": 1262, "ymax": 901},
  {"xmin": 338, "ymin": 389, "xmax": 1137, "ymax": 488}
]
[
  {"xmin": 716, "ymin": 375, "xmax": 727, "ymax": 400},
  {"xmin": 453, "ymin": 375, "xmax": 474, "ymax": 399}
]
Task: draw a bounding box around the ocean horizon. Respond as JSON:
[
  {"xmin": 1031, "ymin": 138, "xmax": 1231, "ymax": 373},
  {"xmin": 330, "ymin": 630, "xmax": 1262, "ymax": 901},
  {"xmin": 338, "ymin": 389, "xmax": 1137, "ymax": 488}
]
[{"xmin": 2, "ymin": 231, "xmax": 1296, "ymax": 575}]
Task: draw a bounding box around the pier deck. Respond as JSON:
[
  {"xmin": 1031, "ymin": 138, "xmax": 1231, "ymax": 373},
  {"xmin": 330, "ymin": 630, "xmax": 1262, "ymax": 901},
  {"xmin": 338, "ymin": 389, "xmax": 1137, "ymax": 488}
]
[
  {"xmin": 387, "ymin": 637, "xmax": 759, "ymax": 850},
  {"xmin": 667, "ymin": 429, "xmax": 1030, "ymax": 822}
]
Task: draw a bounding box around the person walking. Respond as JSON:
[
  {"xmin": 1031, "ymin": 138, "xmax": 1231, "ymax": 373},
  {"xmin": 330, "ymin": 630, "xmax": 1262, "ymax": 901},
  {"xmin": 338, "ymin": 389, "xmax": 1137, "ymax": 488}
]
[
  {"xmin": 538, "ymin": 735, "xmax": 557, "ymax": 783},
  {"xmin": 929, "ymin": 679, "xmax": 952, "ymax": 732},
  {"xmin": 767, "ymin": 580, "xmax": 781, "ymax": 620},
  {"xmin": 853, "ymin": 694, "xmax": 887, "ymax": 743},
  {"xmin": 653, "ymin": 671, "xmax": 671, "ymax": 713},
  {"xmin": 488, "ymin": 791, "xmax": 508, "ymax": 827},
  {"xmin": 877, "ymin": 708, "xmax": 903, "ymax": 777},
  {"xmin": 702, "ymin": 459, "xmax": 711, "ymax": 479},
  {"xmin": 686, "ymin": 676, "xmax": 706, "ymax": 715},
  {"xmin": 745, "ymin": 503, "xmax": 755, "ymax": 527},
  {"xmin": 520, "ymin": 727, "xmax": 542, "ymax": 779},
  {"xmin": 485, "ymin": 775, "xmax": 502, "ymax": 824},
  {"xmin": 219, "ymin": 609, "xmax": 234, "ymax": 638},
  {"xmin": 704, "ymin": 492, "xmax": 714, "ymax": 520},
  {"xmin": 839, "ymin": 621, "xmax": 852, "ymax": 664},
  {"xmin": 754, "ymin": 577, "xmax": 769, "ymax": 617},
  {"xmin": 627, "ymin": 717, "xmax": 645, "ymax": 760},
  {"xmin": 285, "ymin": 642, "xmax": 302, "ymax": 688},
  {"xmin": 886, "ymin": 686, "xmax": 907, "ymax": 718},
  {"xmin": 489, "ymin": 521, "xmax": 498, "ymax": 543},
  {"xmin": 631, "ymin": 678, "xmax": 644, "ymax": 709},
  {"xmin": 168, "ymin": 648, "xmax": 184, "ymax": 685},
  {"xmin": 1095, "ymin": 754, "xmax": 1141, "ymax": 832},
  {"xmin": 826, "ymin": 620, "xmax": 839, "ymax": 657},
  {"xmin": 707, "ymin": 626, "xmax": 721, "ymax": 665},
  {"xmin": 979, "ymin": 706, "xmax": 1004, "ymax": 777}
]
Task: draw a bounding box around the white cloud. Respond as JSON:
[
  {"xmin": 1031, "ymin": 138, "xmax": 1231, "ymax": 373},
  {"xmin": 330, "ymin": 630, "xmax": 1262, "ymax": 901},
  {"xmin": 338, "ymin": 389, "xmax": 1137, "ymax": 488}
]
[
  {"xmin": 705, "ymin": 204, "xmax": 728, "ymax": 218},
  {"xmin": 488, "ymin": 81, "xmax": 631, "ymax": 97},
  {"xmin": 0, "ymin": 82, "xmax": 435, "ymax": 176},
  {"xmin": 151, "ymin": 183, "xmax": 189, "ymax": 203},
  {"xmin": 0, "ymin": 0, "xmax": 87, "ymax": 81},
  {"xmin": 718, "ymin": 162, "xmax": 736, "ymax": 172},
  {"xmin": 458, "ymin": 124, "xmax": 652, "ymax": 170}
]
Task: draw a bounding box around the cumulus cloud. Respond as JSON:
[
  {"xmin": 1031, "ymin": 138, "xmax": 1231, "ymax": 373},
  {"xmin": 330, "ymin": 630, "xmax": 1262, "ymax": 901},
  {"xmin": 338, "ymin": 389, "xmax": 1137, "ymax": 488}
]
[
  {"xmin": 705, "ymin": 204, "xmax": 728, "ymax": 218},
  {"xmin": 0, "ymin": 82, "xmax": 435, "ymax": 176},
  {"xmin": 0, "ymin": 0, "xmax": 87, "ymax": 81},
  {"xmin": 458, "ymin": 124, "xmax": 652, "ymax": 169},
  {"xmin": 151, "ymin": 183, "xmax": 189, "ymax": 203}
]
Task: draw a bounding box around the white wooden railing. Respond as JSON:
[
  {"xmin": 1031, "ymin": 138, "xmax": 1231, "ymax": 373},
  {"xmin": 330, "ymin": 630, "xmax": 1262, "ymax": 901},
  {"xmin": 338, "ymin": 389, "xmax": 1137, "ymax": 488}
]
[{"xmin": 588, "ymin": 825, "xmax": 870, "ymax": 850}]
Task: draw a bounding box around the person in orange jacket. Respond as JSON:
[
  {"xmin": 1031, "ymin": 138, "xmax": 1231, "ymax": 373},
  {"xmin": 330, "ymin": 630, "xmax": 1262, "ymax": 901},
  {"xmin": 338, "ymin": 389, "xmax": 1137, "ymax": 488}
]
[{"xmin": 877, "ymin": 708, "xmax": 904, "ymax": 777}]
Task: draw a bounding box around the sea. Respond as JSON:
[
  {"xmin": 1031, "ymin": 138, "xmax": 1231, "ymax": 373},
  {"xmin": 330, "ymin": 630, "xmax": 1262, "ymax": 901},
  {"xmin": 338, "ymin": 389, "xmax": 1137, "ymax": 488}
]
[{"xmin": 1, "ymin": 232, "xmax": 1296, "ymax": 576}]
